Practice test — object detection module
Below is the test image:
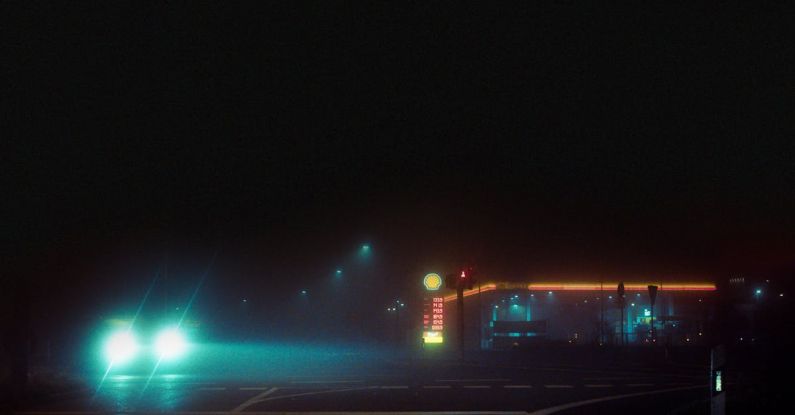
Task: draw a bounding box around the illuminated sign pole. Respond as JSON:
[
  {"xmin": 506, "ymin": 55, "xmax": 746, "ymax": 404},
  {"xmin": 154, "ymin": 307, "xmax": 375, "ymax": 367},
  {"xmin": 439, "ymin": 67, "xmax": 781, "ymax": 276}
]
[{"xmin": 422, "ymin": 273, "xmax": 444, "ymax": 345}]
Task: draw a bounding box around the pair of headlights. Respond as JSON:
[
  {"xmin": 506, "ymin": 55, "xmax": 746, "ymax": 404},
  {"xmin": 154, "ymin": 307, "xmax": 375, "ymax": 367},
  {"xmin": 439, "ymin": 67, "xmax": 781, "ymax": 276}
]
[{"xmin": 105, "ymin": 328, "xmax": 187, "ymax": 364}]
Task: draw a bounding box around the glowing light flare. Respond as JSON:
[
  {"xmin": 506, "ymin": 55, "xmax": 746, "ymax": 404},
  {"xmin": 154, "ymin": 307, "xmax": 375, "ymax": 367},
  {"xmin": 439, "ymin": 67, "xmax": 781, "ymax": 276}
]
[
  {"xmin": 443, "ymin": 283, "xmax": 497, "ymax": 302},
  {"xmin": 423, "ymin": 331, "xmax": 444, "ymax": 344},
  {"xmin": 154, "ymin": 328, "xmax": 187, "ymax": 360},
  {"xmin": 104, "ymin": 331, "xmax": 139, "ymax": 364}
]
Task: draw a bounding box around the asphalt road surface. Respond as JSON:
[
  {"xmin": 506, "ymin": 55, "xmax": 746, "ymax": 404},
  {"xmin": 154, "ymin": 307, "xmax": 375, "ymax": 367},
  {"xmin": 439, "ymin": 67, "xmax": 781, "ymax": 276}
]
[{"xmin": 16, "ymin": 353, "xmax": 712, "ymax": 414}]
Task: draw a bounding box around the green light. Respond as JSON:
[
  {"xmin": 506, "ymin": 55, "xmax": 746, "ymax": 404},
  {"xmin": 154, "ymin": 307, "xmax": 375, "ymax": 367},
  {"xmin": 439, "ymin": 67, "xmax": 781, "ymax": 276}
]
[
  {"xmin": 359, "ymin": 244, "xmax": 372, "ymax": 257},
  {"xmin": 335, "ymin": 269, "xmax": 342, "ymax": 276}
]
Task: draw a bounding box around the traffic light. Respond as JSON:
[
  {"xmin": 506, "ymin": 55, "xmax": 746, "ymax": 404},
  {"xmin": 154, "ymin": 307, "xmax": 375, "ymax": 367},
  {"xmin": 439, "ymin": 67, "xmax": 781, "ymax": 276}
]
[
  {"xmin": 458, "ymin": 268, "xmax": 476, "ymax": 290},
  {"xmin": 445, "ymin": 268, "xmax": 476, "ymax": 290}
]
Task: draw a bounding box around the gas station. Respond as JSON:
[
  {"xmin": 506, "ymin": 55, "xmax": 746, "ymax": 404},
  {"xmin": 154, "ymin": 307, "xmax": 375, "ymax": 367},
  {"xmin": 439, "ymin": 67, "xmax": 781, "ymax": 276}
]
[{"xmin": 421, "ymin": 275, "xmax": 716, "ymax": 350}]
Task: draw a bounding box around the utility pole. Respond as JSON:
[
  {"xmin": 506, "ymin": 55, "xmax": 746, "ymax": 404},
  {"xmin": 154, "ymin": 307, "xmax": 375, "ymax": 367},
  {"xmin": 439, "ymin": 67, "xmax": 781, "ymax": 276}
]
[
  {"xmin": 395, "ymin": 304, "xmax": 400, "ymax": 346},
  {"xmin": 478, "ymin": 282, "xmax": 482, "ymax": 350},
  {"xmin": 618, "ymin": 282, "xmax": 625, "ymax": 346},
  {"xmin": 600, "ymin": 280, "xmax": 604, "ymax": 345},
  {"xmin": 457, "ymin": 283, "xmax": 464, "ymax": 358},
  {"xmin": 446, "ymin": 268, "xmax": 475, "ymax": 360}
]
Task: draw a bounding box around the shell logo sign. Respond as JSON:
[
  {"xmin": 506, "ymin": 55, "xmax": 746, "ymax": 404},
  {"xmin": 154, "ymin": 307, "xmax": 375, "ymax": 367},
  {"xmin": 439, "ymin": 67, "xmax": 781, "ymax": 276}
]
[{"xmin": 423, "ymin": 273, "xmax": 442, "ymax": 291}]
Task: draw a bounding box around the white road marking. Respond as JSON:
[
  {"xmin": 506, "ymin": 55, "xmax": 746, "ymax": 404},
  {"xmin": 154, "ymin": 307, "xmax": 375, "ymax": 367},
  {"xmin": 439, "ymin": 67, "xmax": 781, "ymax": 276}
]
[
  {"xmin": 544, "ymin": 384, "xmax": 574, "ymax": 389},
  {"xmin": 231, "ymin": 387, "xmax": 279, "ymax": 412},
  {"xmin": 584, "ymin": 384, "xmax": 613, "ymax": 388},
  {"xmin": 256, "ymin": 386, "xmax": 378, "ymax": 403},
  {"xmin": 20, "ymin": 412, "xmax": 527, "ymax": 415},
  {"xmin": 463, "ymin": 385, "xmax": 491, "ymax": 389},
  {"xmin": 290, "ymin": 379, "xmax": 363, "ymax": 384},
  {"xmin": 527, "ymin": 385, "xmax": 706, "ymax": 415},
  {"xmin": 437, "ymin": 378, "xmax": 510, "ymax": 382},
  {"xmin": 423, "ymin": 385, "xmax": 452, "ymax": 389},
  {"xmin": 503, "ymin": 385, "xmax": 533, "ymax": 389},
  {"xmin": 380, "ymin": 385, "xmax": 409, "ymax": 389},
  {"xmin": 627, "ymin": 383, "xmax": 654, "ymax": 387}
]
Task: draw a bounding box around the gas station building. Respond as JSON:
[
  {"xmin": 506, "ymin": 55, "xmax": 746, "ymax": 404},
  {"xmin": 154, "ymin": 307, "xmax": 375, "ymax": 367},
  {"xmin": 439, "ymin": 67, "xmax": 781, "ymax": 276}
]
[{"xmin": 433, "ymin": 280, "xmax": 716, "ymax": 350}]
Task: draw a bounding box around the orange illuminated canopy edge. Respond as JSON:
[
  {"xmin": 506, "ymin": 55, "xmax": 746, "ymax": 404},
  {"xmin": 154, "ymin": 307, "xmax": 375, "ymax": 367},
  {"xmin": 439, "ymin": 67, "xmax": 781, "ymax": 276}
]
[{"xmin": 443, "ymin": 282, "xmax": 715, "ymax": 302}]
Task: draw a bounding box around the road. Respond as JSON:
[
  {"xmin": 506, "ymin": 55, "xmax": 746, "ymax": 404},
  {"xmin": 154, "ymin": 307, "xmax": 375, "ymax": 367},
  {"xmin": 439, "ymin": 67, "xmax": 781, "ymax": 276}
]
[{"xmin": 16, "ymin": 348, "xmax": 712, "ymax": 414}]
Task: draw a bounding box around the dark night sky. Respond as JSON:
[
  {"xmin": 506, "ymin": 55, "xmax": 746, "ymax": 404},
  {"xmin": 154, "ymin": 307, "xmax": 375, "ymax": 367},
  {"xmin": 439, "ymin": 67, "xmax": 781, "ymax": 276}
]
[{"xmin": 4, "ymin": 2, "xmax": 795, "ymax": 334}]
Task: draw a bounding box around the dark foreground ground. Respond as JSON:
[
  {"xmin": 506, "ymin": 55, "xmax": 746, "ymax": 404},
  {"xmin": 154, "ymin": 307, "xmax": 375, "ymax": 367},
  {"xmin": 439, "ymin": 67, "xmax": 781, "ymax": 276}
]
[{"xmin": 1, "ymin": 343, "xmax": 781, "ymax": 414}]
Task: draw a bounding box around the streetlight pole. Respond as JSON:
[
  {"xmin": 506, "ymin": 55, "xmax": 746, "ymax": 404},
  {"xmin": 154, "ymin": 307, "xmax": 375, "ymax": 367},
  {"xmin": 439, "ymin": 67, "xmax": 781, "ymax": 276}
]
[
  {"xmin": 600, "ymin": 280, "xmax": 604, "ymax": 345},
  {"xmin": 457, "ymin": 284, "xmax": 465, "ymax": 359},
  {"xmin": 618, "ymin": 282, "xmax": 625, "ymax": 346},
  {"xmin": 395, "ymin": 305, "xmax": 400, "ymax": 346}
]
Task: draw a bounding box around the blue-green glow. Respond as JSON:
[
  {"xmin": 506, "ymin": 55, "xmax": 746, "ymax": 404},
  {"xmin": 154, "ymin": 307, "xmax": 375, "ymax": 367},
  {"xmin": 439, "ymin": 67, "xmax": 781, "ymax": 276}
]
[
  {"xmin": 154, "ymin": 328, "xmax": 187, "ymax": 361},
  {"xmin": 104, "ymin": 331, "xmax": 139, "ymax": 364}
]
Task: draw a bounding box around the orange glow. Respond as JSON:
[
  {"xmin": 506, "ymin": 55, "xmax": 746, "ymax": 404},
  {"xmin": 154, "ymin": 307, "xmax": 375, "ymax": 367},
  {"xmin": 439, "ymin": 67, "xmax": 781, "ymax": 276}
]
[
  {"xmin": 527, "ymin": 283, "xmax": 716, "ymax": 292},
  {"xmin": 443, "ymin": 282, "xmax": 714, "ymax": 302},
  {"xmin": 443, "ymin": 283, "xmax": 497, "ymax": 302}
]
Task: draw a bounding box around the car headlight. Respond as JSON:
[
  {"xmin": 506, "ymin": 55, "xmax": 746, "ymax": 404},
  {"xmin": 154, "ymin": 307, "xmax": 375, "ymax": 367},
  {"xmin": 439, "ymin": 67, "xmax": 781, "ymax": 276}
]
[
  {"xmin": 105, "ymin": 331, "xmax": 139, "ymax": 364},
  {"xmin": 154, "ymin": 327, "xmax": 187, "ymax": 360}
]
